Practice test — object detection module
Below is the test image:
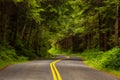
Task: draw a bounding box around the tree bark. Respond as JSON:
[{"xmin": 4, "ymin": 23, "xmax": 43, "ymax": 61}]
[
  {"xmin": 103, "ymin": 33, "xmax": 108, "ymax": 51},
  {"xmin": 115, "ymin": 1, "xmax": 119, "ymax": 47}
]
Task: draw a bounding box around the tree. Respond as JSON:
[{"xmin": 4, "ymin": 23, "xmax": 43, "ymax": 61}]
[{"xmin": 115, "ymin": 0, "xmax": 119, "ymax": 47}]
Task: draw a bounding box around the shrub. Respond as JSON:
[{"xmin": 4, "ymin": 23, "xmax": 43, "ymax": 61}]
[
  {"xmin": 81, "ymin": 49, "xmax": 103, "ymax": 60},
  {"xmin": 0, "ymin": 46, "xmax": 28, "ymax": 68},
  {"xmin": 0, "ymin": 47, "xmax": 17, "ymax": 61},
  {"xmin": 18, "ymin": 56, "xmax": 28, "ymax": 62},
  {"xmin": 100, "ymin": 48, "xmax": 120, "ymax": 70}
]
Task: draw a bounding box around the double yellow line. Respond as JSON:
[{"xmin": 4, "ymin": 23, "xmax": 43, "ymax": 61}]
[{"xmin": 50, "ymin": 56, "xmax": 70, "ymax": 80}]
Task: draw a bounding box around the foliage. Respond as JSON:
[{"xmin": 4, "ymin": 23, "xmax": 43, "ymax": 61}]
[
  {"xmin": 100, "ymin": 48, "xmax": 120, "ymax": 70},
  {"xmin": 67, "ymin": 48, "xmax": 120, "ymax": 76},
  {"xmin": 48, "ymin": 47, "xmax": 65, "ymax": 55},
  {"xmin": 81, "ymin": 49, "xmax": 103, "ymax": 60},
  {"xmin": 48, "ymin": 47, "xmax": 72, "ymax": 55},
  {"xmin": 0, "ymin": 46, "xmax": 28, "ymax": 68},
  {"xmin": 80, "ymin": 48, "xmax": 120, "ymax": 74},
  {"xmin": 15, "ymin": 40, "xmax": 38, "ymax": 59},
  {"xmin": 80, "ymin": 49, "xmax": 104, "ymax": 68}
]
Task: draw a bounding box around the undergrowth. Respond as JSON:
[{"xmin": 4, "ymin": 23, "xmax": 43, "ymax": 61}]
[
  {"xmin": 81, "ymin": 48, "xmax": 120, "ymax": 76},
  {"xmin": 0, "ymin": 46, "xmax": 28, "ymax": 69}
]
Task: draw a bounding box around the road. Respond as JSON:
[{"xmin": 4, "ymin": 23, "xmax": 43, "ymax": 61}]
[{"xmin": 0, "ymin": 56, "xmax": 119, "ymax": 80}]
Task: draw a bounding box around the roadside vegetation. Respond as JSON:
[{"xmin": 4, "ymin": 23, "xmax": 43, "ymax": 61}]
[
  {"xmin": 0, "ymin": 46, "xmax": 28, "ymax": 69},
  {"xmin": 80, "ymin": 48, "xmax": 120, "ymax": 76}
]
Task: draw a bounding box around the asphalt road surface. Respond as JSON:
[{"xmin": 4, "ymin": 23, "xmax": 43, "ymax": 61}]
[{"xmin": 0, "ymin": 56, "xmax": 119, "ymax": 80}]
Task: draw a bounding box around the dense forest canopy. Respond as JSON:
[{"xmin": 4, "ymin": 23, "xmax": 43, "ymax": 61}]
[{"xmin": 0, "ymin": 0, "xmax": 120, "ymax": 59}]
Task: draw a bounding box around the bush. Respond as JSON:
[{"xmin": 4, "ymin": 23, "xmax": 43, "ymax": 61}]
[
  {"xmin": 81, "ymin": 48, "xmax": 120, "ymax": 70},
  {"xmin": 0, "ymin": 47, "xmax": 17, "ymax": 61},
  {"xmin": 0, "ymin": 46, "xmax": 28, "ymax": 68},
  {"xmin": 81, "ymin": 49, "xmax": 103, "ymax": 60},
  {"xmin": 15, "ymin": 40, "xmax": 41, "ymax": 59},
  {"xmin": 100, "ymin": 48, "xmax": 120, "ymax": 70},
  {"xmin": 48, "ymin": 47, "xmax": 61, "ymax": 54},
  {"xmin": 18, "ymin": 56, "xmax": 28, "ymax": 62}
]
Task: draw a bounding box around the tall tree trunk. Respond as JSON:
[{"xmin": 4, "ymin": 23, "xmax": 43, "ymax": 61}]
[
  {"xmin": 21, "ymin": 19, "xmax": 27, "ymax": 40},
  {"xmin": 2, "ymin": 13, "xmax": 9, "ymax": 44},
  {"xmin": 27, "ymin": 26, "xmax": 33, "ymax": 48},
  {"xmin": 103, "ymin": 33, "xmax": 108, "ymax": 51},
  {"xmin": 97, "ymin": 0, "xmax": 103, "ymax": 50},
  {"xmin": 10, "ymin": 15, "xmax": 18, "ymax": 47},
  {"xmin": 0, "ymin": 1, "xmax": 8, "ymax": 44},
  {"xmin": 98, "ymin": 13, "xmax": 102, "ymax": 50},
  {"xmin": 87, "ymin": 33, "xmax": 92, "ymax": 49},
  {"xmin": 84, "ymin": 35, "xmax": 87, "ymax": 50},
  {"xmin": 115, "ymin": 0, "xmax": 119, "ymax": 47},
  {"xmin": 8, "ymin": 3, "xmax": 18, "ymax": 47}
]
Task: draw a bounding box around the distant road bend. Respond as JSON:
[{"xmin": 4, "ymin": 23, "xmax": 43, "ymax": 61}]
[{"xmin": 0, "ymin": 56, "xmax": 119, "ymax": 80}]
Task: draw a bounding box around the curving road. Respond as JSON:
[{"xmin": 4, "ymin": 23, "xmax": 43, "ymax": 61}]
[{"xmin": 0, "ymin": 56, "xmax": 119, "ymax": 80}]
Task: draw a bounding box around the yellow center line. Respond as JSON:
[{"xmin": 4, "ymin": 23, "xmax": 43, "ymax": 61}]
[
  {"xmin": 50, "ymin": 56, "xmax": 70, "ymax": 80},
  {"xmin": 50, "ymin": 63, "xmax": 57, "ymax": 80}
]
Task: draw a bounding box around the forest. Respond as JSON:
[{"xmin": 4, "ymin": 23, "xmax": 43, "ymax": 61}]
[{"xmin": 0, "ymin": 0, "xmax": 120, "ymax": 75}]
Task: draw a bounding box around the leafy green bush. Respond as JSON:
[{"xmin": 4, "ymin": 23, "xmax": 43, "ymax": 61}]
[
  {"xmin": 48, "ymin": 47, "xmax": 62, "ymax": 54},
  {"xmin": 100, "ymin": 48, "xmax": 120, "ymax": 70},
  {"xmin": 0, "ymin": 46, "xmax": 28, "ymax": 68},
  {"xmin": 81, "ymin": 48, "xmax": 120, "ymax": 70},
  {"xmin": 18, "ymin": 56, "xmax": 28, "ymax": 62},
  {"xmin": 81, "ymin": 49, "xmax": 103, "ymax": 60},
  {"xmin": 0, "ymin": 47, "xmax": 17, "ymax": 61},
  {"xmin": 48, "ymin": 47, "xmax": 72, "ymax": 55},
  {"xmin": 15, "ymin": 40, "xmax": 38, "ymax": 59}
]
